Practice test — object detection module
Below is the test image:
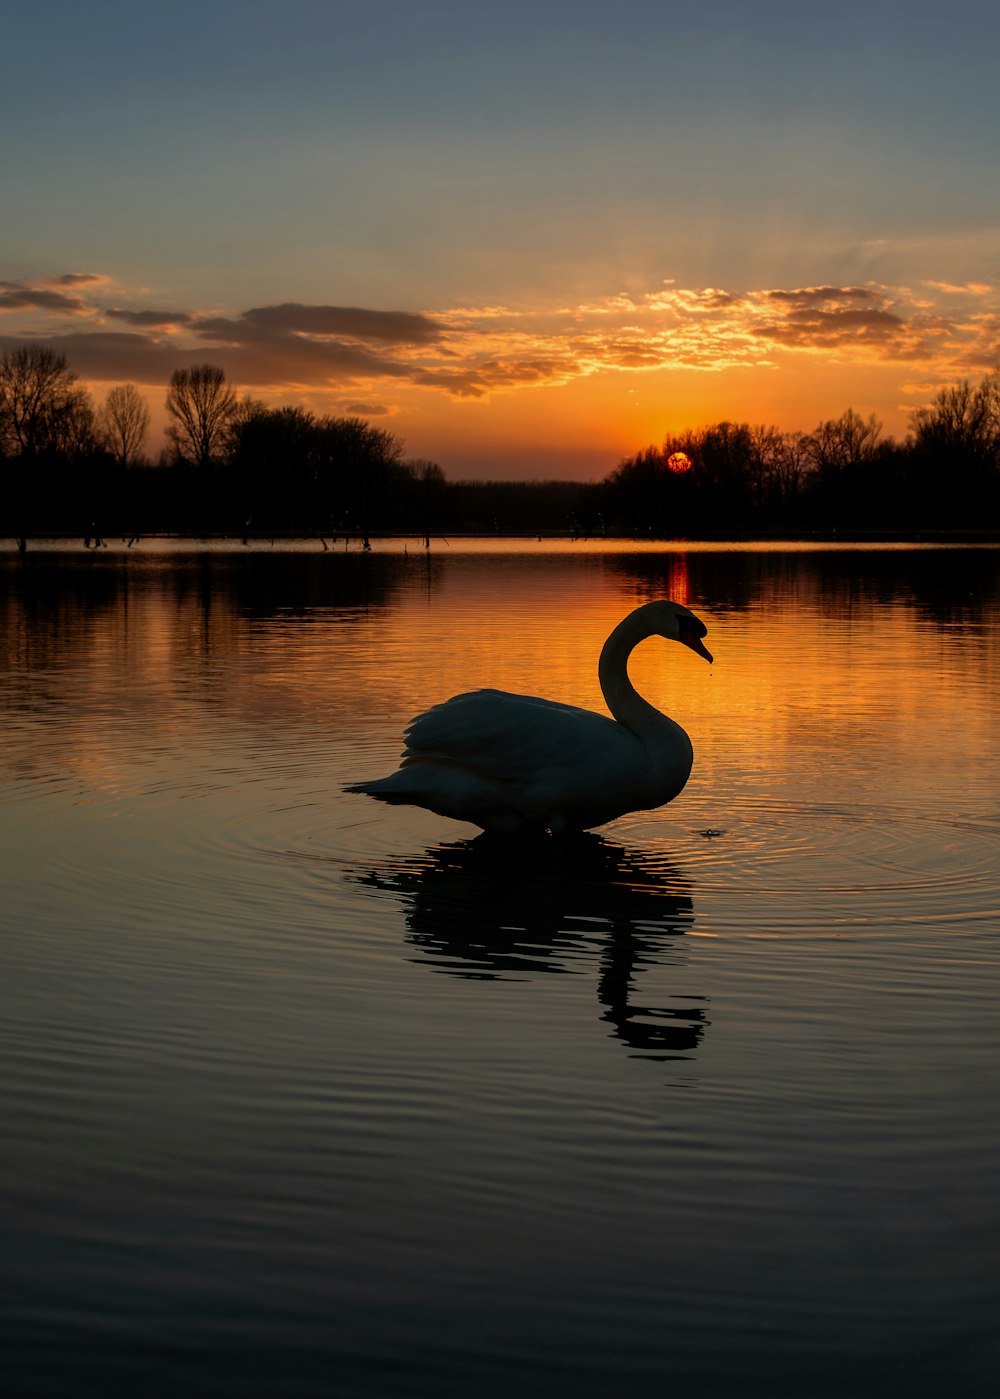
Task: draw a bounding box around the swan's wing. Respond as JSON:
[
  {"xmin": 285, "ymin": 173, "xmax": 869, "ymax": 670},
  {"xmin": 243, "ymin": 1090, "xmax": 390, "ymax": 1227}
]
[{"xmin": 401, "ymin": 687, "xmax": 629, "ymax": 781}]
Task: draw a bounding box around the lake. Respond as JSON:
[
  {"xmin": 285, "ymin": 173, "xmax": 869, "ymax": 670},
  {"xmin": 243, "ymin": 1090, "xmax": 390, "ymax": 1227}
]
[{"xmin": 2, "ymin": 538, "xmax": 999, "ymax": 1398}]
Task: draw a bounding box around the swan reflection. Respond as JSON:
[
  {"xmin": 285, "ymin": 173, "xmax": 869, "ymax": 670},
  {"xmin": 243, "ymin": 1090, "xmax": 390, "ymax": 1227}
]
[{"xmin": 350, "ymin": 833, "xmax": 710, "ymax": 1060}]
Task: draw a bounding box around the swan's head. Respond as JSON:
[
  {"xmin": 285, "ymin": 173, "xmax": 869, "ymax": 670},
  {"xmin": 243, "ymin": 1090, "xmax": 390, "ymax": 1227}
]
[{"xmin": 643, "ymin": 599, "xmax": 713, "ymax": 663}]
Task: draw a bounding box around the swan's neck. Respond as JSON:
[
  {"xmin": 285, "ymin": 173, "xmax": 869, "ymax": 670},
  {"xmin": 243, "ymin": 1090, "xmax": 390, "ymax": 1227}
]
[{"xmin": 598, "ymin": 608, "xmax": 672, "ymax": 738}]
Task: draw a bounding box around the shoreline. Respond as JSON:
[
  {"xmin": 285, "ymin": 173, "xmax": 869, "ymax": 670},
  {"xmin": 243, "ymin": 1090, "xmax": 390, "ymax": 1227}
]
[{"xmin": 5, "ymin": 528, "xmax": 1000, "ymax": 557}]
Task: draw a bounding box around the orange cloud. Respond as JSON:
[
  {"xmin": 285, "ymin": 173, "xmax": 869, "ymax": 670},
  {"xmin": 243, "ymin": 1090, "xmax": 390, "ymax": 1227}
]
[
  {"xmin": 2, "ymin": 273, "xmax": 997, "ymax": 411},
  {"xmin": 923, "ymin": 280, "xmax": 992, "ymax": 296}
]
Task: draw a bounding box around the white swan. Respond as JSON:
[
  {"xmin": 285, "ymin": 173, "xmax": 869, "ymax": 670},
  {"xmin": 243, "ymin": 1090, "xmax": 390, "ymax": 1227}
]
[{"xmin": 345, "ymin": 598, "xmax": 712, "ymax": 835}]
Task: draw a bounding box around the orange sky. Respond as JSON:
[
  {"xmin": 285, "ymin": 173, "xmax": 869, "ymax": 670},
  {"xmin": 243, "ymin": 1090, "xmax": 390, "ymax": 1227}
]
[
  {"xmin": 3, "ymin": 4, "xmax": 999, "ymax": 479},
  {"xmin": 2, "ymin": 273, "xmax": 997, "ymax": 480}
]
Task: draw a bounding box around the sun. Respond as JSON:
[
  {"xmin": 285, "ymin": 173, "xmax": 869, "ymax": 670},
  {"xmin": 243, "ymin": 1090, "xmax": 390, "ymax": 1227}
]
[{"xmin": 666, "ymin": 451, "xmax": 692, "ymax": 473}]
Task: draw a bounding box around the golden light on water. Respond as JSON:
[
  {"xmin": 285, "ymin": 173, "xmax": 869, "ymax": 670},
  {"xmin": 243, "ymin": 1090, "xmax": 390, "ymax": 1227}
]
[{"xmin": 7, "ymin": 542, "xmax": 997, "ymax": 829}]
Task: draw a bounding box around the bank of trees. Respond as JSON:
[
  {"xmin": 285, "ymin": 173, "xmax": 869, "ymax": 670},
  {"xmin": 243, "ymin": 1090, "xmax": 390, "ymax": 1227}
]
[
  {"xmin": 2, "ymin": 343, "xmax": 999, "ymax": 541},
  {"xmin": 0, "ymin": 350, "xmax": 434, "ymax": 540},
  {"xmin": 227, "ymin": 402, "xmax": 426, "ymax": 536},
  {"xmin": 604, "ymin": 377, "xmax": 1000, "ymax": 534}
]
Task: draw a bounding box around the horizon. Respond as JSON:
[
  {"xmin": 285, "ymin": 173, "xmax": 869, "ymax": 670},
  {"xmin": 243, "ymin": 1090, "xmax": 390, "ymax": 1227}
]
[{"xmin": 2, "ymin": 1, "xmax": 998, "ymax": 481}]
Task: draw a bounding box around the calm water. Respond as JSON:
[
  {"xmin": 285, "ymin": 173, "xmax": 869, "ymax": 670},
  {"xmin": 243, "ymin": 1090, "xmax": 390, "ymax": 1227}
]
[{"xmin": 2, "ymin": 540, "xmax": 999, "ymax": 1398}]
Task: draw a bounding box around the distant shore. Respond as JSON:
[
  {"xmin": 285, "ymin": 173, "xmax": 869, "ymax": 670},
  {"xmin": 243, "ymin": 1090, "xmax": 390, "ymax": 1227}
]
[{"xmin": 5, "ymin": 528, "xmax": 1000, "ymax": 556}]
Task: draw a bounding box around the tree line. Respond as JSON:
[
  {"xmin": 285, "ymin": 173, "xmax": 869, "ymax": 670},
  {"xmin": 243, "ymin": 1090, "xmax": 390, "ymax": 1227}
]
[
  {"xmin": 604, "ymin": 379, "xmax": 1000, "ymax": 534},
  {"xmin": 2, "ymin": 344, "xmax": 999, "ymax": 544},
  {"xmin": 0, "ymin": 350, "xmax": 440, "ymax": 544}
]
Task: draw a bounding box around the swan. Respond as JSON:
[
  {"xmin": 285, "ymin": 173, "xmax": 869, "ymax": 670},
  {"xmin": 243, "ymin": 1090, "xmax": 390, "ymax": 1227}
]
[{"xmin": 345, "ymin": 598, "xmax": 712, "ymax": 835}]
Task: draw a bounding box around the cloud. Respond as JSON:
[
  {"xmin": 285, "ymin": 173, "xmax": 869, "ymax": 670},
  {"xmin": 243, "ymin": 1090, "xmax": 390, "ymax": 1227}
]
[
  {"xmin": 0, "ymin": 281, "xmax": 93, "ymax": 315},
  {"xmin": 44, "ymin": 273, "xmax": 108, "ymax": 287},
  {"xmin": 106, "ymin": 307, "xmax": 193, "ymax": 328},
  {"xmin": 0, "ymin": 331, "xmax": 189, "ymax": 381},
  {"xmin": 762, "ymin": 285, "xmax": 879, "ymax": 307},
  {"xmin": 0, "ymin": 327, "xmax": 415, "ymax": 389},
  {"xmin": 756, "ymin": 305, "xmax": 906, "ymax": 347},
  {"xmin": 645, "ymin": 286, "xmax": 747, "ymax": 315},
  {"xmin": 3, "ymin": 271, "xmax": 998, "ymax": 409},
  {"xmin": 409, "ymin": 368, "xmax": 492, "ymax": 398},
  {"xmin": 193, "ymin": 303, "xmax": 444, "ymax": 344},
  {"xmin": 923, "ymin": 280, "xmax": 992, "ymax": 296}
]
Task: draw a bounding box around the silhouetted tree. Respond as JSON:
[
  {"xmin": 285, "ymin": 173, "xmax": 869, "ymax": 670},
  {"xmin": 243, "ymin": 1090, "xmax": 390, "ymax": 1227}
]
[
  {"xmin": 605, "ymin": 444, "xmax": 679, "ymax": 534},
  {"xmin": 744, "ymin": 424, "xmax": 792, "ymax": 513},
  {"xmin": 0, "ymin": 346, "xmax": 92, "ymax": 459},
  {"xmin": 769, "ymin": 430, "xmax": 811, "ymax": 509},
  {"xmin": 910, "ymin": 375, "xmax": 999, "ymax": 472},
  {"xmin": 165, "ymin": 364, "xmax": 237, "ymax": 467},
  {"xmin": 50, "ymin": 392, "xmax": 98, "ymax": 460},
  {"xmin": 406, "ymin": 458, "xmax": 447, "ymax": 544},
  {"xmin": 0, "ymin": 346, "xmax": 105, "ymax": 546},
  {"xmin": 313, "ymin": 416, "xmax": 406, "ymax": 536},
  {"xmin": 228, "ymin": 402, "xmax": 318, "ymax": 529},
  {"xmin": 694, "ymin": 421, "xmax": 755, "ymax": 525},
  {"xmin": 801, "ymin": 408, "xmax": 882, "ymax": 524},
  {"xmin": 908, "ymin": 372, "xmax": 1000, "ymax": 524},
  {"xmin": 96, "ymin": 383, "xmax": 150, "ymax": 468},
  {"xmin": 805, "ymin": 408, "xmax": 882, "ymax": 478},
  {"xmin": 224, "ymin": 393, "xmax": 268, "ymax": 457}
]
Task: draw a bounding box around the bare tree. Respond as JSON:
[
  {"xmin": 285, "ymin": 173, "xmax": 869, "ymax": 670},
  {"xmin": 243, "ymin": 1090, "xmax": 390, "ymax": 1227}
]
[
  {"xmin": 910, "ymin": 375, "xmax": 1000, "ymax": 472},
  {"xmin": 97, "ymin": 383, "xmax": 150, "ymax": 468},
  {"xmin": 772, "ymin": 430, "xmax": 811, "ymax": 502},
  {"xmin": 0, "ymin": 346, "xmax": 90, "ymax": 458},
  {"xmin": 983, "ymin": 368, "xmax": 1000, "ymax": 437},
  {"xmin": 49, "ymin": 391, "xmax": 98, "ymax": 459},
  {"xmin": 805, "ymin": 408, "xmax": 882, "ymax": 478},
  {"xmin": 165, "ymin": 364, "xmax": 237, "ymax": 467},
  {"xmin": 406, "ymin": 458, "xmax": 446, "ymax": 547}
]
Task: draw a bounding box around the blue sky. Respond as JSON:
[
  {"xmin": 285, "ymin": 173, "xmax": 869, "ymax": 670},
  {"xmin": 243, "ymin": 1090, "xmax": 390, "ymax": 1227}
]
[{"xmin": 2, "ymin": 0, "xmax": 998, "ymax": 476}]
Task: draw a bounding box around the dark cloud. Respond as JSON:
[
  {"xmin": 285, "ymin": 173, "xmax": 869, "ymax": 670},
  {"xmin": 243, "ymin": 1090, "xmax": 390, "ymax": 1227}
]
[
  {"xmin": 0, "ymin": 331, "xmax": 185, "ymax": 381},
  {"xmin": 763, "ymin": 286, "xmax": 878, "ymax": 307},
  {"xmin": 105, "ymin": 307, "xmax": 193, "ymax": 327},
  {"xmin": 216, "ymin": 335, "xmax": 414, "ymax": 385},
  {"xmin": 411, "ymin": 369, "xmax": 491, "ymax": 398},
  {"xmin": 0, "ymin": 283, "xmax": 90, "ymax": 314},
  {"xmin": 790, "ymin": 308, "xmax": 902, "ymax": 330},
  {"xmin": 344, "ymin": 402, "xmax": 391, "ymax": 416},
  {"xmin": 45, "ymin": 273, "xmax": 106, "ymax": 287},
  {"xmin": 757, "ymin": 306, "xmax": 905, "ymax": 348},
  {"xmin": 474, "ymin": 357, "xmax": 570, "ymax": 385},
  {"xmin": 193, "ymin": 302, "xmax": 443, "ymax": 345},
  {"xmin": 0, "ymin": 328, "xmax": 415, "ymax": 389},
  {"xmin": 891, "ymin": 341, "xmax": 950, "ymax": 362},
  {"xmin": 699, "ymin": 290, "xmax": 742, "ymax": 309}
]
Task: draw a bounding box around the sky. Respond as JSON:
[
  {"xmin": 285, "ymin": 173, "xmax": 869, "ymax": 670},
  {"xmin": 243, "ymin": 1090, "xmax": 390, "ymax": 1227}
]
[{"xmin": 2, "ymin": 0, "xmax": 998, "ymax": 479}]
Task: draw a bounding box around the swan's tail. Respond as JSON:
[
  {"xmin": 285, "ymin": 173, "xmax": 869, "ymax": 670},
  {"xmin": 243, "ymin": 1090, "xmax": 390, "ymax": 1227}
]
[{"xmin": 343, "ymin": 777, "xmax": 410, "ymax": 806}]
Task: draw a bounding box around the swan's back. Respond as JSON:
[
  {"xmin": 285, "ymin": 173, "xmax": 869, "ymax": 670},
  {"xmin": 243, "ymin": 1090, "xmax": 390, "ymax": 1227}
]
[{"xmin": 403, "ymin": 688, "xmax": 623, "ymax": 773}]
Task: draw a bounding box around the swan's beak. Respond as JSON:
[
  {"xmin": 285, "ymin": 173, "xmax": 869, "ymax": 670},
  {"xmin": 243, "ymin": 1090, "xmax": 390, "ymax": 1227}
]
[{"xmin": 679, "ymin": 622, "xmax": 713, "ymax": 664}]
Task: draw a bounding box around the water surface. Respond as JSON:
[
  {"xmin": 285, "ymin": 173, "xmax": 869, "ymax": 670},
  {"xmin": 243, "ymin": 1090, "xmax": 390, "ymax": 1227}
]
[{"xmin": 2, "ymin": 541, "xmax": 999, "ymax": 1397}]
